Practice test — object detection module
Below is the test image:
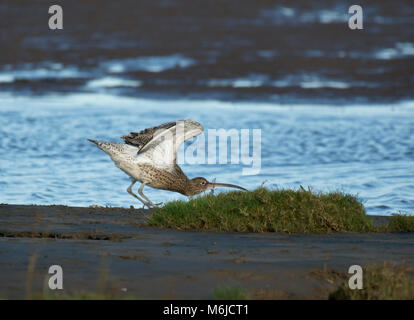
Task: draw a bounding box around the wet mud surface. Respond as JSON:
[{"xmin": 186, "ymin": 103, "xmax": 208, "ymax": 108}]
[
  {"xmin": 0, "ymin": 204, "xmax": 413, "ymax": 299},
  {"xmin": 1, "ymin": 1, "xmax": 414, "ymax": 103}
]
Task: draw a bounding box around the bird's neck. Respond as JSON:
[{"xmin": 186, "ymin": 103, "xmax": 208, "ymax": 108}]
[
  {"xmin": 171, "ymin": 165, "xmax": 192, "ymax": 196},
  {"xmin": 183, "ymin": 179, "xmax": 196, "ymax": 196}
]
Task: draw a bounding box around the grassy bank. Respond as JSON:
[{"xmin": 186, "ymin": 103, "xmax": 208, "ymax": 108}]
[
  {"xmin": 149, "ymin": 187, "xmax": 373, "ymax": 233},
  {"xmin": 383, "ymin": 214, "xmax": 414, "ymax": 232},
  {"xmin": 149, "ymin": 187, "xmax": 414, "ymax": 234}
]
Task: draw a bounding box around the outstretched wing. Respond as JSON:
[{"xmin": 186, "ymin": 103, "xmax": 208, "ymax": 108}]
[{"xmin": 123, "ymin": 120, "xmax": 204, "ymax": 168}]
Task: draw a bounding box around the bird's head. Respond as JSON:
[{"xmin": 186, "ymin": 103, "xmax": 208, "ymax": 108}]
[{"xmin": 186, "ymin": 177, "xmax": 247, "ymax": 196}]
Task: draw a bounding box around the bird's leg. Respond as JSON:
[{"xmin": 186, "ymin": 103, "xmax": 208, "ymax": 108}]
[
  {"xmin": 138, "ymin": 183, "xmax": 163, "ymax": 208},
  {"xmin": 127, "ymin": 180, "xmax": 149, "ymax": 209}
]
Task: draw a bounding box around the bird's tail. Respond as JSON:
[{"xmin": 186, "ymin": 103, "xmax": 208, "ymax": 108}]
[
  {"xmin": 87, "ymin": 138, "xmax": 110, "ymax": 151},
  {"xmin": 88, "ymin": 138, "xmax": 123, "ymax": 156},
  {"xmin": 88, "ymin": 139, "xmax": 103, "ymax": 149},
  {"xmin": 88, "ymin": 138, "xmax": 99, "ymax": 145}
]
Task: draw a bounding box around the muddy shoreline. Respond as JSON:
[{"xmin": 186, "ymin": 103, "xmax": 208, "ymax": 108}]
[
  {"xmin": 0, "ymin": 204, "xmax": 413, "ymax": 299},
  {"xmin": 2, "ymin": 1, "xmax": 414, "ymax": 103}
]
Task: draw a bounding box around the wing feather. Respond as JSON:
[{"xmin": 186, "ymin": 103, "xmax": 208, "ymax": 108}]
[
  {"xmin": 121, "ymin": 121, "xmax": 177, "ymax": 151},
  {"xmin": 122, "ymin": 120, "xmax": 204, "ymax": 168}
]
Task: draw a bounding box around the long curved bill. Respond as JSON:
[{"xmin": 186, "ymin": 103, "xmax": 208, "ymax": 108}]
[{"xmin": 208, "ymin": 182, "xmax": 247, "ymax": 191}]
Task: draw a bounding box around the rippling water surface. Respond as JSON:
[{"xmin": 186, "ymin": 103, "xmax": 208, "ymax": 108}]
[
  {"xmin": 1, "ymin": 94, "xmax": 413, "ymax": 215},
  {"xmin": 0, "ymin": 0, "xmax": 413, "ymax": 215}
]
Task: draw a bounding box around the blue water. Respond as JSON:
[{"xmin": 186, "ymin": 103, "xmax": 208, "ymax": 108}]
[
  {"xmin": 1, "ymin": 1, "xmax": 414, "ymax": 215},
  {"xmin": 0, "ymin": 93, "xmax": 413, "ymax": 215}
]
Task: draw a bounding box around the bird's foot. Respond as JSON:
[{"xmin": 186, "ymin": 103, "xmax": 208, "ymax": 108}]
[{"xmin": 141, "ymin": 201, "xmax": 163, "ymax": 209}]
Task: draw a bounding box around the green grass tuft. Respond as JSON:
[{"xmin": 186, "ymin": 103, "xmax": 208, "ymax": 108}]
[
  {"xmin": 384, "ymin": 214, "xmax": 414, "ymax": 232},
  {"xmin": 212, "ymin": 285, "xmax": 251, "ymax": 300},
  {"xmin": 149, "ymin": 187, "xmax": 374, "ymax": 234},
  {"xmin": 329, "ymin": 264, "xmax": 414, "ymax": 300}
]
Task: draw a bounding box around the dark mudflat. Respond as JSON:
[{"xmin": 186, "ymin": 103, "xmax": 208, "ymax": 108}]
[
  {"xmin": 0, "ymin": 204, "xmax": 413, "ymax": 299},
  {"xmin": 2, "ymin": 1, "xmax": 414, "ymax": 104}
]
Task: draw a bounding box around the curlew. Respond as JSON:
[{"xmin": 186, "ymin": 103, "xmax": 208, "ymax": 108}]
[{"xmin": 88, "ymin": 120, "xmax": 246, "ymax": 208}]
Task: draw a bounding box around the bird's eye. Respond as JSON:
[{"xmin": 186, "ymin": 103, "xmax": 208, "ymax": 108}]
[{"xmin": 201, "ymin": 181, "xmax": 206, "ymax": 185}]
